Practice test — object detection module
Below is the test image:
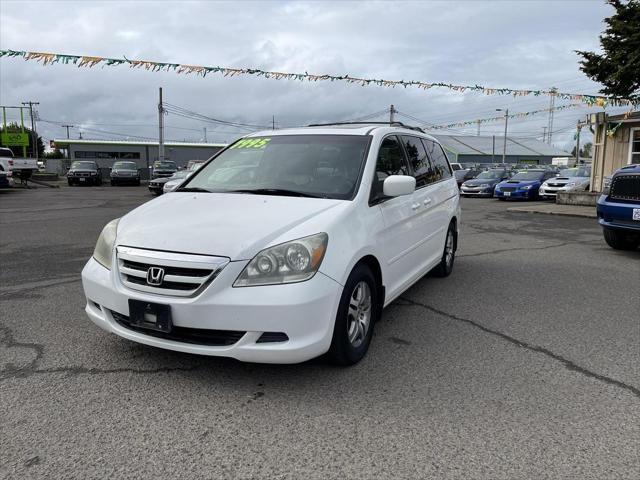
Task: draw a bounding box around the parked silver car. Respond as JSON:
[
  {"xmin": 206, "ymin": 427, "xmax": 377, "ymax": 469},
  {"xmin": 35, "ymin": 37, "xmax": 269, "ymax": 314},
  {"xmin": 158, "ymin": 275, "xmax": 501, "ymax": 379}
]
[{"xmin": 539, "ymin": 166, "xmax": 591, "ymax": 199}]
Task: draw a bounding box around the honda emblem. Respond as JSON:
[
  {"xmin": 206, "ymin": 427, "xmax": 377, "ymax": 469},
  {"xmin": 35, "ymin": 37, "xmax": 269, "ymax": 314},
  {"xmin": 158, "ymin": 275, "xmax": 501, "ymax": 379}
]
[{"xmin": 146, "ymin": 266, "xmax": 165, "ymax": 286}]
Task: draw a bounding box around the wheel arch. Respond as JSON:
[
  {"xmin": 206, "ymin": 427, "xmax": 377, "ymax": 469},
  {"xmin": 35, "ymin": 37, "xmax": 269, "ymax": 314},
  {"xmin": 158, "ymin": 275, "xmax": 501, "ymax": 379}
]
[{"xmin": 353, "ymin": 254, "xmax": 385, "ymax": 314}]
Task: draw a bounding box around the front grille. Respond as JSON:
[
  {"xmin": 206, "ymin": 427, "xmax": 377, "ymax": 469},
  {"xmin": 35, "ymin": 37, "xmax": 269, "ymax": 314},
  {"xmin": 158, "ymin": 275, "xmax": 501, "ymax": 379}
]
[
  {"xmin": 117, "ymin": 246, "xmax": 229, "ymax": 297},
  {"xmin": 610, "ymin": 175, "xmax": 640, "ymax": 202},
  {"xmin": 547, "ymin": 183, "xmax": 564, "ymax": 187},
  {"xmin": 111, "ymin": 310, "xmax": 245, "ymax": 346},
  {"xmin": 501, "ymin": 187, "xmax": 516, "ymax": 192}
]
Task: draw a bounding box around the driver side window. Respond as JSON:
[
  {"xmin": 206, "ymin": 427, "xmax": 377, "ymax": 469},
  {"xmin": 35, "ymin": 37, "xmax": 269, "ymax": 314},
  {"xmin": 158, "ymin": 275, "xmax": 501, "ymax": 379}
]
[{"xmin": 370, "ymin": 135, "xmax": 409, "ymax": 204}]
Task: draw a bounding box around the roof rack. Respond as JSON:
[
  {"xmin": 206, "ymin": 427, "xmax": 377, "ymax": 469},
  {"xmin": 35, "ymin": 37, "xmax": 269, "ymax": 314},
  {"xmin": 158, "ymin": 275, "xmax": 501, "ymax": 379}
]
[{"xmin": 306, "ymin": 121, "xmax": 425, "ymax": 133}]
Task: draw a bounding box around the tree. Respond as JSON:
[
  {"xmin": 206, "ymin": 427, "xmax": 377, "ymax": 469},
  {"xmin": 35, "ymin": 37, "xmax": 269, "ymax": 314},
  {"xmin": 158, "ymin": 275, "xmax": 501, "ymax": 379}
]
[
  {"xmin": 43, "ymin": 149, "xmax": 64, "ymax": 159},
  {"xmin": 576, "ymin": 0, "xmax": 640, "ymax": 102},
  {"xmin": 0, "ymin": 122, "xmax": 45, "ymax": 158},
  {"xmin": 571, "ymin": 142, "xmax": 593, "ymax": 158}
]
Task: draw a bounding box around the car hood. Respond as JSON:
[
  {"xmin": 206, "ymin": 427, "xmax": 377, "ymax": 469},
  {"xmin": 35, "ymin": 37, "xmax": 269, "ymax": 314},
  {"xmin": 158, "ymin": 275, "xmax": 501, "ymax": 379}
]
[
  {"xmin": 464, "ymin": 178, "xmax": 499, "ymax": 186},
  {"xmin": 149, "ymin": 177, "xmax": 171, "ymax": 184},
  {"xmin": 498, "ymin": 179, "xmax": 540, "ymax": 187},
  {"xmin": 116, "ymin": 192, "xmax": 344, "ymax": 260},
  {"xmin": 543, "ymin": 176, "xmax": 588, "ymax": 184}
]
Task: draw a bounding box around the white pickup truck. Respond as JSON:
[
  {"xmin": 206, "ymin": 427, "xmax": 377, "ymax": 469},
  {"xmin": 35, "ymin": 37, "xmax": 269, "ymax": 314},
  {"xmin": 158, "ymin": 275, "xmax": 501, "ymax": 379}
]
[{"xmin": 0, "ymin": 147, "xmax": 39, "ymax": 179}]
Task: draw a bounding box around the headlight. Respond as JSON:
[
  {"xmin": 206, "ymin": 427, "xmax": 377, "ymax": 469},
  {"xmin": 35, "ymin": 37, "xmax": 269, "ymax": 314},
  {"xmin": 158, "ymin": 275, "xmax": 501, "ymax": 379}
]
[
  {"xmin": 90, "ymin": 172, "xmax": 97, "ymax": 176},
  {"xmin": 565, "ymin": 182, "xmax": 577, "ymax": 188},
  {"xmin": 234, "ymin": 233, "xmax": 328, "ymax": 287},
  {"xmin": 93, "ymin": 218, "xmax": 119, "ymax": 269},
  {"xmin": 521, "ymin": 185, "xmax": 533, "ymax": 190}
]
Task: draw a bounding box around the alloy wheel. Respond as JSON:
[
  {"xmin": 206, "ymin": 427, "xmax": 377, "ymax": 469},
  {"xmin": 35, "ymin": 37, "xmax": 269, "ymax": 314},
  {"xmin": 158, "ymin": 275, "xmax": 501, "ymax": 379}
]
[{"xmin": 347, "ymin": 281, "xmax": 372, "ymax": 348}]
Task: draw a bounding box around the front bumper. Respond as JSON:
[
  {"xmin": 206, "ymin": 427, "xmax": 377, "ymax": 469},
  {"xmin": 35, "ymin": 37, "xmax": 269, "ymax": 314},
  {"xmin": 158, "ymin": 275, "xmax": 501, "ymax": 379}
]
[
  {"xmin": 460, "ymin": 186, "xmax": 493, "ymax": 196},
  {"xmin": 597, "ymin": 197, "xmax": 640, "ymax": 232},
  {"xmin": 81, "ymin": 257, "xmax": 342, "ymax": 363},
  {"xmin": 112, "ymin": 175, "xmax": 140, "ymax": 183},
  {"xmin": 494, "ymin": 188, "xmax": 536, "ymax": 199}
]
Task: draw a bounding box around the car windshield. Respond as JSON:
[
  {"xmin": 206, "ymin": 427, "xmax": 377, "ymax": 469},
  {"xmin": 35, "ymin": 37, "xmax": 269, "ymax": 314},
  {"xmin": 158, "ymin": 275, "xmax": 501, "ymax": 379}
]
[
  {"xmin": 559, "ymin": 167, "xmax": 591, "ymax": 177},
  {"xmin": 112, "ymin": 161, "xmax": 137, "ymax": 170},
  {"xmin": 475, "ymin": 170, "xmax": 505, "ymax": 179},
  {"xmin": 154, "ymin": 161, "xmax": 176, "ymax": 169},
  {"xmin": 71, "ymin": 161, "xmax": 96, "ymax": 169},
  {"xmin": 182, "ymin": 135, "xmax": 370, "ymax": 199},
  {"xmin": 511, "ymin": 171, "xmax": 545, "ymax": 181}
]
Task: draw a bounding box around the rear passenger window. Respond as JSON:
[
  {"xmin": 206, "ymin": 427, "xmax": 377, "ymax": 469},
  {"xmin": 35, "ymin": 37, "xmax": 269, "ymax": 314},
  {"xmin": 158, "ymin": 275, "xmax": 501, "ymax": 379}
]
[
  {"xmin": 370, "ymin": 136, "xmax": 409, "ymax": 203},
  {"xmin": 401, "ymin": 135, "xmax": 432, "ymax": 188},
  {"xmin": 423, "ymin": 139, "xmax": 452, "ymax": 181}
]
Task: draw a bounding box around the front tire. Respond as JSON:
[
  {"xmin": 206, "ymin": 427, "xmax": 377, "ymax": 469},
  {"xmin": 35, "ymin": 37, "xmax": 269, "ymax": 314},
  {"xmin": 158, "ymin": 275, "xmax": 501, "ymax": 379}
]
[
  {"xmin": 327, "ymin": 264, "xmax": 378, "ymax": 366},
  {"xmin": 432, "ymin": 222, "xmax": 456, "ymax": 277},
  {"xmin": 603, "ymin": 228, "xmax": 639, "ymax": 250}
]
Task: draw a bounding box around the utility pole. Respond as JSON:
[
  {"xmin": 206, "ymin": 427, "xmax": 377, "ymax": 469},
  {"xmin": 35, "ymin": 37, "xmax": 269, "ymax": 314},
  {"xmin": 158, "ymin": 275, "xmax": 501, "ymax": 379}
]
[
  {"xmin": 62, "ymin": 124, "xmax": 73, "ymax": 139},
  {"xmin": 272, "ymin": 115, "xmax": 275, "ymax": 130},
  {"xmin": 496, "ymin": 108, "xmax": 509, "ymax": 164},
  {"xmin": 22, "ymin": 101, "xmax": 39, "ymax": 161},
  {"xmin": 542, "ymin": 126, "xmax": 547, "ymax": 143},
  {"xmin": 158, "ymin": 87, "xmax": 165, "ymax": 161},
  {"xmin": 575, "ymin": 121, "xmax": 582, "ymax": 164},
  {"xmin": 389, "ymin": 104, "xmax": 396, "ymax": 124},
  {"xmin": 476, "ymin": 120, "xmax": 481, "ymax": 136},
  {"xmin": 79, "ymin": 130, "xmax": 83, "ymax": 140},
  {"xmin": 491, "ymin": 135, "xmax": 495, "ymax": 163},
  {"xmin": 203, "ymin": 127, "xmax": 207, "ymax": 143},
  {"xmin": 547, "ymin": 87, "xmax": 557, "ymax": 144}
]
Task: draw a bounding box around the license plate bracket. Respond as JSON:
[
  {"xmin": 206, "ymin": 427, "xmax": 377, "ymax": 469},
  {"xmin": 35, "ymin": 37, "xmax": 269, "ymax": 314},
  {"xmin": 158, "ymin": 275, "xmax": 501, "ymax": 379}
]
[{"xmin": 128, "ymin": 300, "xmax": 172, "ymax": 333}]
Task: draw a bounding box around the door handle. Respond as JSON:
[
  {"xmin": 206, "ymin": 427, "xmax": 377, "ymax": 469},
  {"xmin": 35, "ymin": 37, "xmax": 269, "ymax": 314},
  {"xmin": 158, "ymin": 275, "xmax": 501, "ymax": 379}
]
[{"xmin": 423, "ymin": 198, "xmax": 432, "ymax": 206}]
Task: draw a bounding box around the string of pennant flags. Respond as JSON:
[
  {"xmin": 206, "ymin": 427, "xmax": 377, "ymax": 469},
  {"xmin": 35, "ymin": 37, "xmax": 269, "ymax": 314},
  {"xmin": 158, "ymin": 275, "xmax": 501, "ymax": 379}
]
[
  {"xmin": 425, "ymin": 103, "xmax": 583, "ymax": 130},
  {"xmin": 1, "ymin": 49, "xmax": 636, "ymax": 108}
]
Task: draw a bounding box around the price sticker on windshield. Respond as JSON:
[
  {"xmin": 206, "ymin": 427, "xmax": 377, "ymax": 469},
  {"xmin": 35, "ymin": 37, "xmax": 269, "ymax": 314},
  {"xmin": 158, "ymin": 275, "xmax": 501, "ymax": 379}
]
[{"xmin": 230, "ymin": 138, "xmax": 271, "ymax": 149}]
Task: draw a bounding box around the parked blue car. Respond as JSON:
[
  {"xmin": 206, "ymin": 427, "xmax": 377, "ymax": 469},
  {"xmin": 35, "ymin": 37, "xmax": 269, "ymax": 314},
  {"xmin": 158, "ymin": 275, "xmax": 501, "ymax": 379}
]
[
  {"xmin": 596, "ymin": 164, "xmax": 640, "ymax": 250},
  {"xmin": 494, "ymin": 169, "xmax": 557, "ymax": 200}
]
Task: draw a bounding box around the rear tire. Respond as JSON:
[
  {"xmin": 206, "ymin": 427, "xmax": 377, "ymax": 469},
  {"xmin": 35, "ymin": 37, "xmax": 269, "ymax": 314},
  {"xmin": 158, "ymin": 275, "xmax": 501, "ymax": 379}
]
[
  {"xmin": 432, "ymin": 222, "xmax": 456, "ymax": 277},
  {"xmin": 327, "ymin": 264, "xmax": 378, "ymax": 366},
  {"xmin": 110, "ymin": 180, "xmax": 115, "ymax": 186},
  {"xmin": 603, "ymin": 228, "xmax": 639, "ymax": 250}
]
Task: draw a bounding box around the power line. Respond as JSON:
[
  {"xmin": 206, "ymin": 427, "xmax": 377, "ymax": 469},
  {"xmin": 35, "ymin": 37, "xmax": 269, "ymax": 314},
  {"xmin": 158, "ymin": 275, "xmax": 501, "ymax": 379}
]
[{"xmin": 163, "ymin": 103, "xmax": 271, "ymax": 130}]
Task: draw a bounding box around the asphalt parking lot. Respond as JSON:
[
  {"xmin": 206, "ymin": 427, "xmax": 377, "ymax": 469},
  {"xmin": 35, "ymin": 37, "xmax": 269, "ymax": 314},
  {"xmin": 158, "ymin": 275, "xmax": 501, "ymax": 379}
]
[{"xmin": 1, "ymin": 185, "xmax": 638, "ymax": 479}]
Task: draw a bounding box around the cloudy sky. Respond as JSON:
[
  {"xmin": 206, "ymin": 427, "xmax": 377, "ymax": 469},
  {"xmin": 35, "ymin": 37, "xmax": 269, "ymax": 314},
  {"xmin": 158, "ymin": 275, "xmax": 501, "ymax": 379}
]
[{"xmin": 0, "ymin": 0, "xmax": 627, "ymax": 151}]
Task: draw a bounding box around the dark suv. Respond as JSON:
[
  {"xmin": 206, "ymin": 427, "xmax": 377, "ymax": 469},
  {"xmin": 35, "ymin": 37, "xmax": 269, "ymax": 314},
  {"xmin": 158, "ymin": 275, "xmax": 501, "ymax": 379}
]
[
  {"xmin": 67, "ymin": 160, "xmax": 102, "ymax": 186},
  {"xmin": 110, "ymin": 161, "xmax": 141, "ymax": 186},
  {"xmin": 152, "ymin": 160, "xmax": 178, "ymax": 179},
  {"xmin": 596, "ymin": 164, "xmax": 640, "ymax": 250}
]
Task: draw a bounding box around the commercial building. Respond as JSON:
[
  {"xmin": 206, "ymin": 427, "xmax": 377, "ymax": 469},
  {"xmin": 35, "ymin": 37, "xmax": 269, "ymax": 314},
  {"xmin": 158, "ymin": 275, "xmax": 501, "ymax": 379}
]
[
  {"xmin": 52, "ymin": 139, "xmax": 226, "ymax": 178},
  {"xmin": 431, "ymin": 134, "xmax": 570, "ymax": 166},
  {"xmin": 589, "ymin": 111, "xmax": 640, "ymax": 191}
]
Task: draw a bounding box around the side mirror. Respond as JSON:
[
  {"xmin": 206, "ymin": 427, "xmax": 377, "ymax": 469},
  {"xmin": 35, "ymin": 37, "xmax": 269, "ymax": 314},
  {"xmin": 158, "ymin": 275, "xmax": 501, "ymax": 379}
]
[{"xmin": 383, "ymin": 175, "xmax": 415, "ymax": 197}]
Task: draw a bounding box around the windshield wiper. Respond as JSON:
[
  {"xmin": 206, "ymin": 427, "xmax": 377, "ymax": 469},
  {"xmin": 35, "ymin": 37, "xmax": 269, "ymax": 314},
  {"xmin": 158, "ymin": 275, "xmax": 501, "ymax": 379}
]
[
  {"xmin": 227, "ymin": 188, "xmax": 322, "ymax": 198},
  {"xmin": 178, "ymin": 187, "xmax": 212, "ymax": 193}
]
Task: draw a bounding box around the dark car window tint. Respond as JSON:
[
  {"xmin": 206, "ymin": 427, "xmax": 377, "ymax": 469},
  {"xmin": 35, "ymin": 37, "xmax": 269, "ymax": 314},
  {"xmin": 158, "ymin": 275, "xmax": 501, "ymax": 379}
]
[
  {"xmin": 401, "ymin": 135, "xmax": 433, "ymax": 188},
  {"xmin": 371, "ymin": 136, "xmax": 408, "ymax": 203},
  {"xmin": 422, "ymin": 139, "xmax": 452, "ymax": 181}
]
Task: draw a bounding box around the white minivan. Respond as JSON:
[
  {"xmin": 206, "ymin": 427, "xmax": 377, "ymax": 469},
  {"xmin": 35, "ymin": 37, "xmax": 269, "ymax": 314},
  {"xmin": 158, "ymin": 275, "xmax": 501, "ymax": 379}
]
[{"xmin": 82, "ymin": 123, "xmax": 461, "ymax": 365}]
